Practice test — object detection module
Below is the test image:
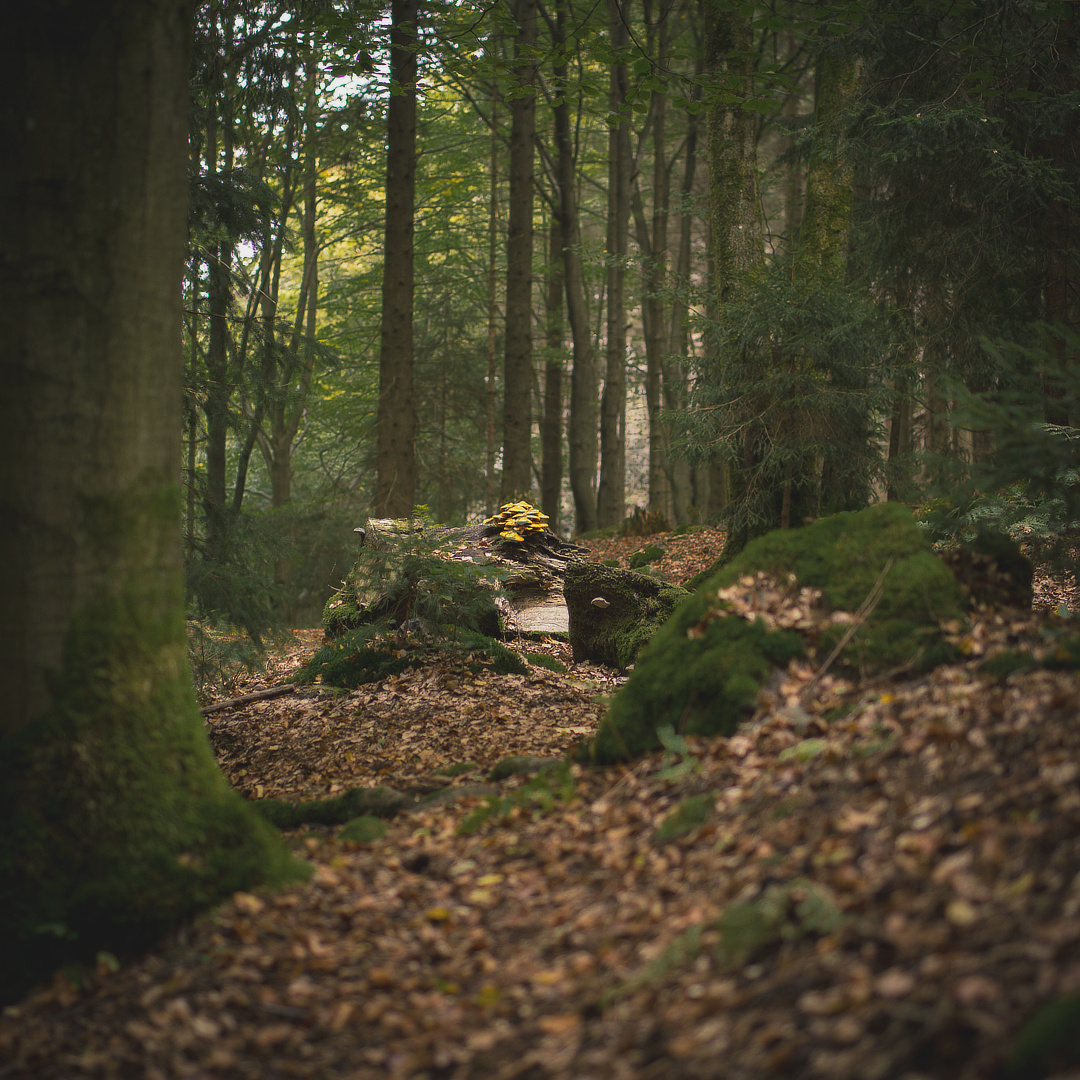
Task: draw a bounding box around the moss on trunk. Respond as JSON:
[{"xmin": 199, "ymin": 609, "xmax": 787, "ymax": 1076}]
[{"xmin": 1, "ymin": 579, "xmax": 307, "ymax": 1003}]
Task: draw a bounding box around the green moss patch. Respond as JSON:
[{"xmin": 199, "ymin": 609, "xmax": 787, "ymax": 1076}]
[
  {"xmin": 591, "ymin": 613, "xmax": 804, "ymax": 763},
  {"xmin": 252, "ymin": 785, "xmax": 413, "ymax": 829},
  {"xmin": 629, "ymin": 544, "xmax": 666, "ymax": 569},
  {"xmin": 654, "ymin": 793, "xmax": 715, "ymax": 843},
  {"xmin": 719, "ymin": 503, "xmax": 962, "ymax": 672},
  {"xmin": 296, "ymin": 628, "xmax": 526, "ymax": 689},
  {"xmin": 1, "ymin": 584, "xmax": 307, "ymax": 1005},
  {"xmin": 338, "ymin": 816, "xmax": 389, "ymax": 843}
]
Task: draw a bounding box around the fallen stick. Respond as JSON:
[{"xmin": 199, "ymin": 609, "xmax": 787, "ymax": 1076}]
[{"xmin": 200, "ymin": 683, "xmax": 297, "ymax": 716}]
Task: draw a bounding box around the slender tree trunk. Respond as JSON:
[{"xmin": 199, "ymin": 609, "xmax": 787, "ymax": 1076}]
[
  {"xmin": 264, "ymin": 42, "xmax": 321, "ymax": 512},
  {"xmin": 797, "ymin": 48, "xmax": 863, "ymax": 516},
  {"xmin": 501, "ymin": 0, "xmax": 538, "ymax": 501},
  {"xmin": 634, "ymin": 0, "xmax": 675, "ymax": 520},
  {"xmin": 0, "ymin": 0, "xmax": 298, "ymax": 1005},
  {"xmin": 376, "ymin": 0, "xmax": 419, "ymax": 517},
  {"xmin": 204, "ymin": 97, "xmax": 234, "ymax": 555},
  {"xmin": 485, "ymin": 54, "xmax": 500, "ymax": 515},
  {"xmin": 665, "ymin": 87, "xmax": 700, "ymax": 523},
  {"xmin": 706, "ymin": 1, "xmax": 764, "ymax": 552},
  {"xmin": 794, "ymin": 51, "xmax": 856, "ymax": 279},
  {"xmin": 1044, "ymin": 11, "xmax": 1079, "ymax": 426},
  {"xmin": 550, "ymin": 0, "xmax": 598, "ymax": 533},
  {"xmin": 541, "ymin": 221, "xmax": 565, "ymax": 527},
  {"xmin": 597, "ymin": 0, "xmax": 631, "ymax": 528}
]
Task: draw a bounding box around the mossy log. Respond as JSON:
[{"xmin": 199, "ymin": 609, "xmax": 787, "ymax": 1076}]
[
  {"xmin": 565, "ymin": 563, "xmax": 689, "ymax": 670},
  {"xmin": 326, "ymin": 516, "xmax": 587, "ymax": 641},
  {"xmin": 591, "ymin": 503, "xmax": 964, "ymax": 763}
]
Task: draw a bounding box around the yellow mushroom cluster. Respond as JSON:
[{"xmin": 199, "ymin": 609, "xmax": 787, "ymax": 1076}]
[{"xmin": 483, "ymin": 501, "xmax": 550, "ymax": 543}]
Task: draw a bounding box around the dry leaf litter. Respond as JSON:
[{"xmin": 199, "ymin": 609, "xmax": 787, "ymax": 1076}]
[{"xmin": 4, "ymin": 528, "xmax": 1080, "ymax": 1079}]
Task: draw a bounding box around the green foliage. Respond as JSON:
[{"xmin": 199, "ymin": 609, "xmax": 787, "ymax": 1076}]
[
  {"xmin": 185, "ymin": 508, "xmax": 291, "ymax": 646},
  {"xmin": 608, "ymin": 878, "xmax": 843, "ymax": 1003},
  {"xmin": 296, "ymin": 626, "xmax": 526, "ymax": 689},
  {"xmin": 943, "ymin": 326, "xmax": 1080, "ymax": 570},
  {"xmin": 655, "ymin": 725, "xmax": 702, "ymax": 781},
  {"xmin": 185, "ymin": 619, "xmax": 269, "ymax": 704},
  {"xmin": 322, "ymin": 513, "xmax": 508, "ymax": 641},
  {"xmin": 688, "ymin": 264, "xmax": 895, "ymax": 549},
  {"xmin": 302, "ymin": 512, "xmax": 525, "ymax": 687},
  {"xmin": 293, "ymin": 626, "xmax": 414, "ymax": 689}
]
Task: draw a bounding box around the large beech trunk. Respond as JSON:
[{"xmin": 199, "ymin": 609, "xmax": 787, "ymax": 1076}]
[{"xmin": 0, "ymin": 0, "xmax": 299, "ymax": 1004}]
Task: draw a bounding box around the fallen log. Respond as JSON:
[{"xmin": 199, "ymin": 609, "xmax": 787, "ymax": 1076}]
[{"xmin": 200, "ymin": 683, "xmax": 297, "ymax": 716}]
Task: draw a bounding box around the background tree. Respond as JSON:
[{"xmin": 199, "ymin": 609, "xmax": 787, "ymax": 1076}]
[
  {"xmin": 501, "ymin": 0, "xmax": 539, "ymax": 500},
  {"xmin": 376, "ymin": 0, "xmax": 420, "ymax": 515},
  {"xmin": 0, "ymin": 0, "xmax": 301, "ymax": 1004}
]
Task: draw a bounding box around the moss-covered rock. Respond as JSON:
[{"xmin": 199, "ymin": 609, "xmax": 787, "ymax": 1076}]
[
  {"xmin": 591, "ymin": 503, "xmax": 963, "ymax": 763},
  {"xmin": 565, "ymin": 563, "xmax": 689, "ymax": 670}
]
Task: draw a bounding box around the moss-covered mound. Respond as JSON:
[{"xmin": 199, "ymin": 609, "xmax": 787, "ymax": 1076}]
[
  {"xmin": 565, "ymin": 563, "xmax": 689, "ymax": 671},
  {"xmin": 296, "ymin": 628, "xmax": 527, "ymax": 689},
  {"xmin": 591, "ymin": 503, "xmax": 963, "ymax": 764},
  {"xmin": 718, "ymin": 502, "xmax": 963, "ymax": 672}
]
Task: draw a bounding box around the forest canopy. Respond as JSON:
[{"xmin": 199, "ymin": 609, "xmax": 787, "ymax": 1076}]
[{"xmin": 183, "ymin": 0, "xmax": 1080, "ymax": 639}]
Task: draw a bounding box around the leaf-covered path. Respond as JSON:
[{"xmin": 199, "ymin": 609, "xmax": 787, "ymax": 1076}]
[{"xmin": 4, "ymin": 529, "xmax": 1080, "ymax": 1080}]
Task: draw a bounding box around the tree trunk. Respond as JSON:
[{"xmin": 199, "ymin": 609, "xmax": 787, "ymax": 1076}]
[
  {"xmin": 485, "ymin": 52, "xmax": 501, "ymax": 515},
  {"xmin": 376, "ymin": 0, "xmax": 419, "ymax": 517},
  {"xmin": 706, "ymin": 1, "xmax": 765, "ymax": 552},
  {"xmin": 551, "ymin": 0, "xmax": 599, "ymax": 534},
  {"xmin": 665, "ymin": 88, "xmax": 700, "ymax": 523},
  {"xmin": 597, "ymin": 0, "xmax": 632, "ymax": 528},
  {"xmin": 501, "ymin": 0, "xmax": 538, "ymax": 501},
  {"xmin": 0, "ymin": 0, "xmax": 299, "ymax": 1004},
  {"xmin": 633, "ymin": 0, "xmax": 675, "ymax": 521},
  {"xmin": 263, "ymin": 42, "xmax": 321, "ymax": 512},
  {"xmin": 541, "ymin": 221, "xmax": 565, "ymax": 529},
  {"xmin": 794, "ymin": 51, "xmax": 856, "ymax": 279}
]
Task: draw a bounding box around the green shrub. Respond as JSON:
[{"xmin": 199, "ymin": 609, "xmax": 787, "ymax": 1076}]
[{"xmin": 322, "ymin": 510, "xmax": 508, "ymax": 641}]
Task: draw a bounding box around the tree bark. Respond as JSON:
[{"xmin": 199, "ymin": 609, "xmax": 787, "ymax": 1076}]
[
  {"xmin": 501, "ymin": 0, "xmax": 538, "ymax": 501},
  {"xmin": 551, "ymin": 0, "xmax": 599, "ymax": 533},
  {"xmin": 597, "ymin": 0, "xmax": 632, "ymax": 528},
  {"xmin": 485, "ymin": 50, "xmax": 501, "ymax": 515},
  {"xmin": 0, "ymin": 0, "xmax": 299, "ymax": 1004},
  {"xmin": 706, "ymin": 1, "xmax": 764, "ymax": 552},
  {"xmin": 376, "ymin": 0, "xmax": 420, "ymax": 517},
  {"xmin": 541, "ymin": 221, "xmax": 565, "ymax": 528}
]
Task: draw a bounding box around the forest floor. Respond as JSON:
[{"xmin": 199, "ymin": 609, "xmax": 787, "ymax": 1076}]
[{"xmin": 5, "ymin": 527, "xmax": 1080, "ymax": 1080}]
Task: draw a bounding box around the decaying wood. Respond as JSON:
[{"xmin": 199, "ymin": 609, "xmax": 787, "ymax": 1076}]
[{"xmin": 201, "ymin": 683, "xmax": 297, "ymax": 716}]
